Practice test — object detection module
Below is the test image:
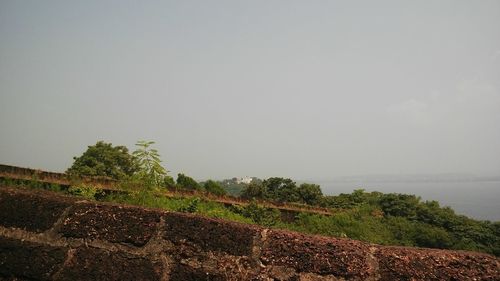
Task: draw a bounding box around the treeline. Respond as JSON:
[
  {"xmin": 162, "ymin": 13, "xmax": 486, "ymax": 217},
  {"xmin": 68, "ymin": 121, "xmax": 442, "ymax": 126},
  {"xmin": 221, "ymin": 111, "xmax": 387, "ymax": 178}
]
[{"xmin": 240, "ymin": 177, "xmax": 323, "ymax": 205}]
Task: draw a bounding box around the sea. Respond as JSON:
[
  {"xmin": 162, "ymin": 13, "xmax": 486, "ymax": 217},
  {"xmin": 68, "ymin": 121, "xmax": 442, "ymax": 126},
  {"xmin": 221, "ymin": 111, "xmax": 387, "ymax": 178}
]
[{"xmin": 310, "ymin": 177, "xmax": 500, "ymax": 222}]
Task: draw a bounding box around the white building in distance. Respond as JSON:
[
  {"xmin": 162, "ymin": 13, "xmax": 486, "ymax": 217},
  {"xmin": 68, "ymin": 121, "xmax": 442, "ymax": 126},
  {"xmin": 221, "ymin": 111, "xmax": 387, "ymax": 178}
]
[{"xmin": 235, "ymin": 176, "xmax": 253, "ymax": 184}]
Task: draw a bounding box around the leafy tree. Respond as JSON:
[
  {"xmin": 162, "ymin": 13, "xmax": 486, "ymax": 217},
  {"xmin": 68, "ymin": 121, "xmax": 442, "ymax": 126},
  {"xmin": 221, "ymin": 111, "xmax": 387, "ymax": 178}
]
[
  {"xmin": 67, "ymin": 141, "xmax": 137, "ymax": 180},
  {"xmin": 176, "ymin": 173, "xmax": 201, "ymax": 190},
  {"xmin": 241, "ymin": 178, "xmax": 322, "ymax": 204},
  {"xmin": 241, "ymin": 181, "xmax": 267, "ymax": 199},
  {"xmin": 204, "ymin": 180, "xmax": 226, "ymax": 196},
  {"xmin": 379, "ymin": 193, "xmax": 420, "ymax": 219},
  {"xmin": 163, "ymin": 175, "xmax": 176, "ymax": 189},
  {"xmin": 297, "ymin": 183, "xmax": 323, "ymax": 205},
  {"xmin": 413, "ymin": 223, "xmax": 453, "ymax": 249},
  {"xmin": 416, "ymin": 200, "xmax": 456, "ymax": 228},
  {"xmin": 321, "ymin": 193, "xmax": 359, "ymax": 209},
  {"xmin": 132, "ymin": 140, "xmax": 168, "ymax": 187},
  {"xmin": 322, "ymin": 189, "xmax": 380, "ymax": 209},
  {"xmin": 263, "ymin": 177, "xmax": 299, "ymax": 202}
]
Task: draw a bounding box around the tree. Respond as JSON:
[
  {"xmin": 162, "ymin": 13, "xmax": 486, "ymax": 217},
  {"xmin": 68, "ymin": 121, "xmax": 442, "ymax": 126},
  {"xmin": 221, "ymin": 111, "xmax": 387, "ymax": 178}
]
[
  {"xmin": 263, "ymin": 177, "xmax": 299, "ymax": 203},
  {"xmin": 379, "ymin": 193, "xmax": 420, "ymax": 219},
  {"xmin": 204, "ymin": 180, "xmax": 226, "ymax": 196},
  {"xmin": 163, "ymin": 176, "xmax": 176, "ymax": 189},
  {"xmin": 413, "ymin": 223, "xmax": 453, "ymax": 249},
  {"xmin": 66, "ymin": 141, "xmax": 137, "ymax": 180},
  {"xmin": 132, "ymin": 140, "xmax": 168, "ymax": 187},
  {"xmin": 241, "ymin": 181, "xmax": 267, "ymax": 199},
  {"xmin": 297, "ymin": 183, "xmax": 323, "ymax": 205},
  {"xmin": 176, "ymin": 173, "xmax": 201, "ymax": 190}
]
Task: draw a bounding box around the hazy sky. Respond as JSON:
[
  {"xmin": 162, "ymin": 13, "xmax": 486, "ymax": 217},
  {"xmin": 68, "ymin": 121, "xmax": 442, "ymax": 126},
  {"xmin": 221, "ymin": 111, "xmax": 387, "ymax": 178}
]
[{"xmin": 1, "ymin": 1, "xmax": 499, "ymax": 180}]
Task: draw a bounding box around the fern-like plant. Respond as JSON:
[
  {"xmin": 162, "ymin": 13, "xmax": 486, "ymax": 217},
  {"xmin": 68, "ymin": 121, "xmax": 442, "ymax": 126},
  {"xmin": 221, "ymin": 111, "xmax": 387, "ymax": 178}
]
[{"xmin": 132, "ymin": 140, "xmax": 168, "ymax": 188}]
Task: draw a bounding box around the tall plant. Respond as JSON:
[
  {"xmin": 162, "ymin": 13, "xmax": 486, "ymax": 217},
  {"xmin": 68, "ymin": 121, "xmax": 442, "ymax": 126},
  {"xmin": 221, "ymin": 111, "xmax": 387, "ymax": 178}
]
[{"xmin": 132, "ymin": 140, "xmax": 167, "ymax": 188}]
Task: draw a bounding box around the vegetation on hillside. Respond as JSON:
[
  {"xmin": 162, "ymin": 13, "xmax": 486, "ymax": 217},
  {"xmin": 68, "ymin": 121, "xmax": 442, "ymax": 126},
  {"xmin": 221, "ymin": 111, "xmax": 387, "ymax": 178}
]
[
  {"xmin": 238, "ymin": 178, "xmax": 499, "ymax": 255},
  {"xmin": 3, "ymin": 140, "xmax": 498, "ymax": 257}
]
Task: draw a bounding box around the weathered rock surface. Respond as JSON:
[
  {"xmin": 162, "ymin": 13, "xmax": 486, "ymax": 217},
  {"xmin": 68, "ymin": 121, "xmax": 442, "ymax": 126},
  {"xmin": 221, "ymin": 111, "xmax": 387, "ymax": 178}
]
[{"xmin": 0, "ymin": 185, "xmax": 498, "ymax": 280}]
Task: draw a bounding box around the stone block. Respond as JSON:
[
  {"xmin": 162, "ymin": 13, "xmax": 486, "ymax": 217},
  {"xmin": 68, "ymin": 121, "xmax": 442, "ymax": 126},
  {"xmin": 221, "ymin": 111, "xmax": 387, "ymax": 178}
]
[
  {"xmin": 0, "ymin": 237, "xmax": 66, "ymax": 280},
  {"xmin": 60, "ymin": 202, "xmax": 161, "ymax": 246},
  {"xmin": 54, "ymin": 247, "xmax": 162, "ymax": 281},
  {"xmin": 164, "ymin": 212, "xmax": 261, "ymax": 256},
  {"xmin": 261, "ymin": 230, "xmax": 373, "ymax": 279},
  {"xmin": 0, "ymin": 188, "xmax": 72, "ymax": 232},
  {"xmin": 375, "ymin": 246, "xmax": 500, "ymax": 281}
]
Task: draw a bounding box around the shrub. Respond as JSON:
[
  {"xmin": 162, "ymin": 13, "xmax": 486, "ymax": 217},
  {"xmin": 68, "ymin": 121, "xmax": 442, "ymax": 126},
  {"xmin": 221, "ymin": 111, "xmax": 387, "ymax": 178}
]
[
  {"xmin": 204, "ymin": 180, "xmax": 226, "ymax": 196},
  {"xmin": 68, "ymin": 184, "xmax": 102, "ymax": 200}
]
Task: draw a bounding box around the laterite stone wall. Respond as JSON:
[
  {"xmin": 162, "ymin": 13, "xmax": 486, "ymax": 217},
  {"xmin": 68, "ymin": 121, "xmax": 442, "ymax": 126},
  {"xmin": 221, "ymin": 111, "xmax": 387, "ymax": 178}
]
[{"xmin": 0, "ymin": 186, "xmax": 498, "ymax": 280}]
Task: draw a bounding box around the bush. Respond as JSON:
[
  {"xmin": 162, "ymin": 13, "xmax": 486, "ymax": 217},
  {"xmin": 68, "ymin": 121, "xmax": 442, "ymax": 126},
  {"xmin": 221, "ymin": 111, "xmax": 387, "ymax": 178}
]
[
  {"xmin": 204, "ymin": 180, "xmax": 226, "ymax": 196},
  {"xmin": 297, "ymin": 183, "xmax": 323, "ymax": 205},
  {"xmin": 68, "ymin": 184, "xmax": 102, "ymax": 200},
  {"xmin": 176, "ymin": 173, "xmax": 201, "ymax": 190},
  {"xmin": 178, "ymin": 197, "xmax": 200, "ymax": 213},
  {"xmin": 413, "ymin": 223, "xmax": 453, "ymax": 249}
]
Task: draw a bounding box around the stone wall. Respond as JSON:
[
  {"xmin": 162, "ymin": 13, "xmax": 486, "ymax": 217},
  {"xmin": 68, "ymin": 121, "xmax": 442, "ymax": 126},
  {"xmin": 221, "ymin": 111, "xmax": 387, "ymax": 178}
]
[
  {"xmin": 0, "ymin": 186, "xmax": 498, "ymax": 280},
  {"xmin": 0, "ymin": 164, "xmax": 333, "ymax": 218},
  {"xmin": 0, "ymin": 164, "xmax": 116, "ymax": 188}
]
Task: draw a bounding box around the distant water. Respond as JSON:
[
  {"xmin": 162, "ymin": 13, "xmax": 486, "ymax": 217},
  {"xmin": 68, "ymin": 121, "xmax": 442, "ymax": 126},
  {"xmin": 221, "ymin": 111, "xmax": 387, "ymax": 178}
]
[{"xmin": 313, "ymin": 179, "xmax": 500, "ymax": 222}]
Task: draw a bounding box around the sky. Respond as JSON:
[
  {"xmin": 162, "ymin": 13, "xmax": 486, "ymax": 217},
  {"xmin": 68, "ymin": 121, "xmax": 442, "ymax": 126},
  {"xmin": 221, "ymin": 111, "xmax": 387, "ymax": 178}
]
[{"xmin": 1, "ymin": 0, "xmax": 499, "ymax": 181}]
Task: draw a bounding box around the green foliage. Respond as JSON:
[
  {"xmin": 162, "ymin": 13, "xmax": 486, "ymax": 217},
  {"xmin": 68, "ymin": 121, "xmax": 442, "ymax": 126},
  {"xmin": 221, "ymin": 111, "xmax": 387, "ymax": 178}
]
[
  {"xmin": 315, "ymin": 189, "xmax": 500, "ymax": 255},
  {"xmin": 290, "ymin": 211, "xmax": 391, "ymax": 244},
  {"xmin": 0, "ymin": 178, "xmax": 63, "ymax": 192},
  {"xmin": 163, "ymin": 175, "xmax": 176, "ymax": 189},
  {"xmin": 178, "ymin": 197, "xmax": 200, "ymax": 213},
  {"xmin": 379, "ymin": 193, "xmax": 420, "ymax": 219},
  {"xmin": 263, "ymin": 177, "xmax": 299, "ymax": 203},
  {"xmin": 218, "ymin": 177, "xmax": 260, "ymax": 196},
  {"xmin": 239, "ymin": 200, "xmax": 281, "ymax": 227},
  {"xmin": 413, "ymin": 223, "xmax": 453, "ymax": 249},
  {"xmin": 67, "ymin": 141, "xmax": 137, "ymax": 180},
  {"xmin": 176, "ymin": 173, "xmax": 201, "ymax": 190},
  {"xmin": 103, "ymin": 191, "xmax": 252, "ymax": 224},
  {"xmin": 67, "ymin": 184, "xmax": 103, "ymax": 200},
  {"xmin": 203, "ymin": 180, "xmax": 226, "ymax": 196},
  {"xmin": 241, "ymin": 178, "xmax": 322, "ymax": 206},
  {"xmin": 385, "ymin": 216, "xmax": 417, "ymax": 246},
  {"xmin": 237, "ymin": 178, "xmax": 497, "ymax": 253},
  {"xmin": 321, "ymin": 189, "xmax": 375, "ymax": 209},
  {"xmin": 241, "ymin": 181, "xmax": 267, "ymax": 199},
  {"xmin": 132, "ymin": 140, "xmax": 168, "ymax": 188},
  {"xmin": 105, "ymin": 191, "xmax": 189, "ymax": 211},
  {"xmin": 297, "ymin": 183, "xmax": 323, "ymax": 205}
]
